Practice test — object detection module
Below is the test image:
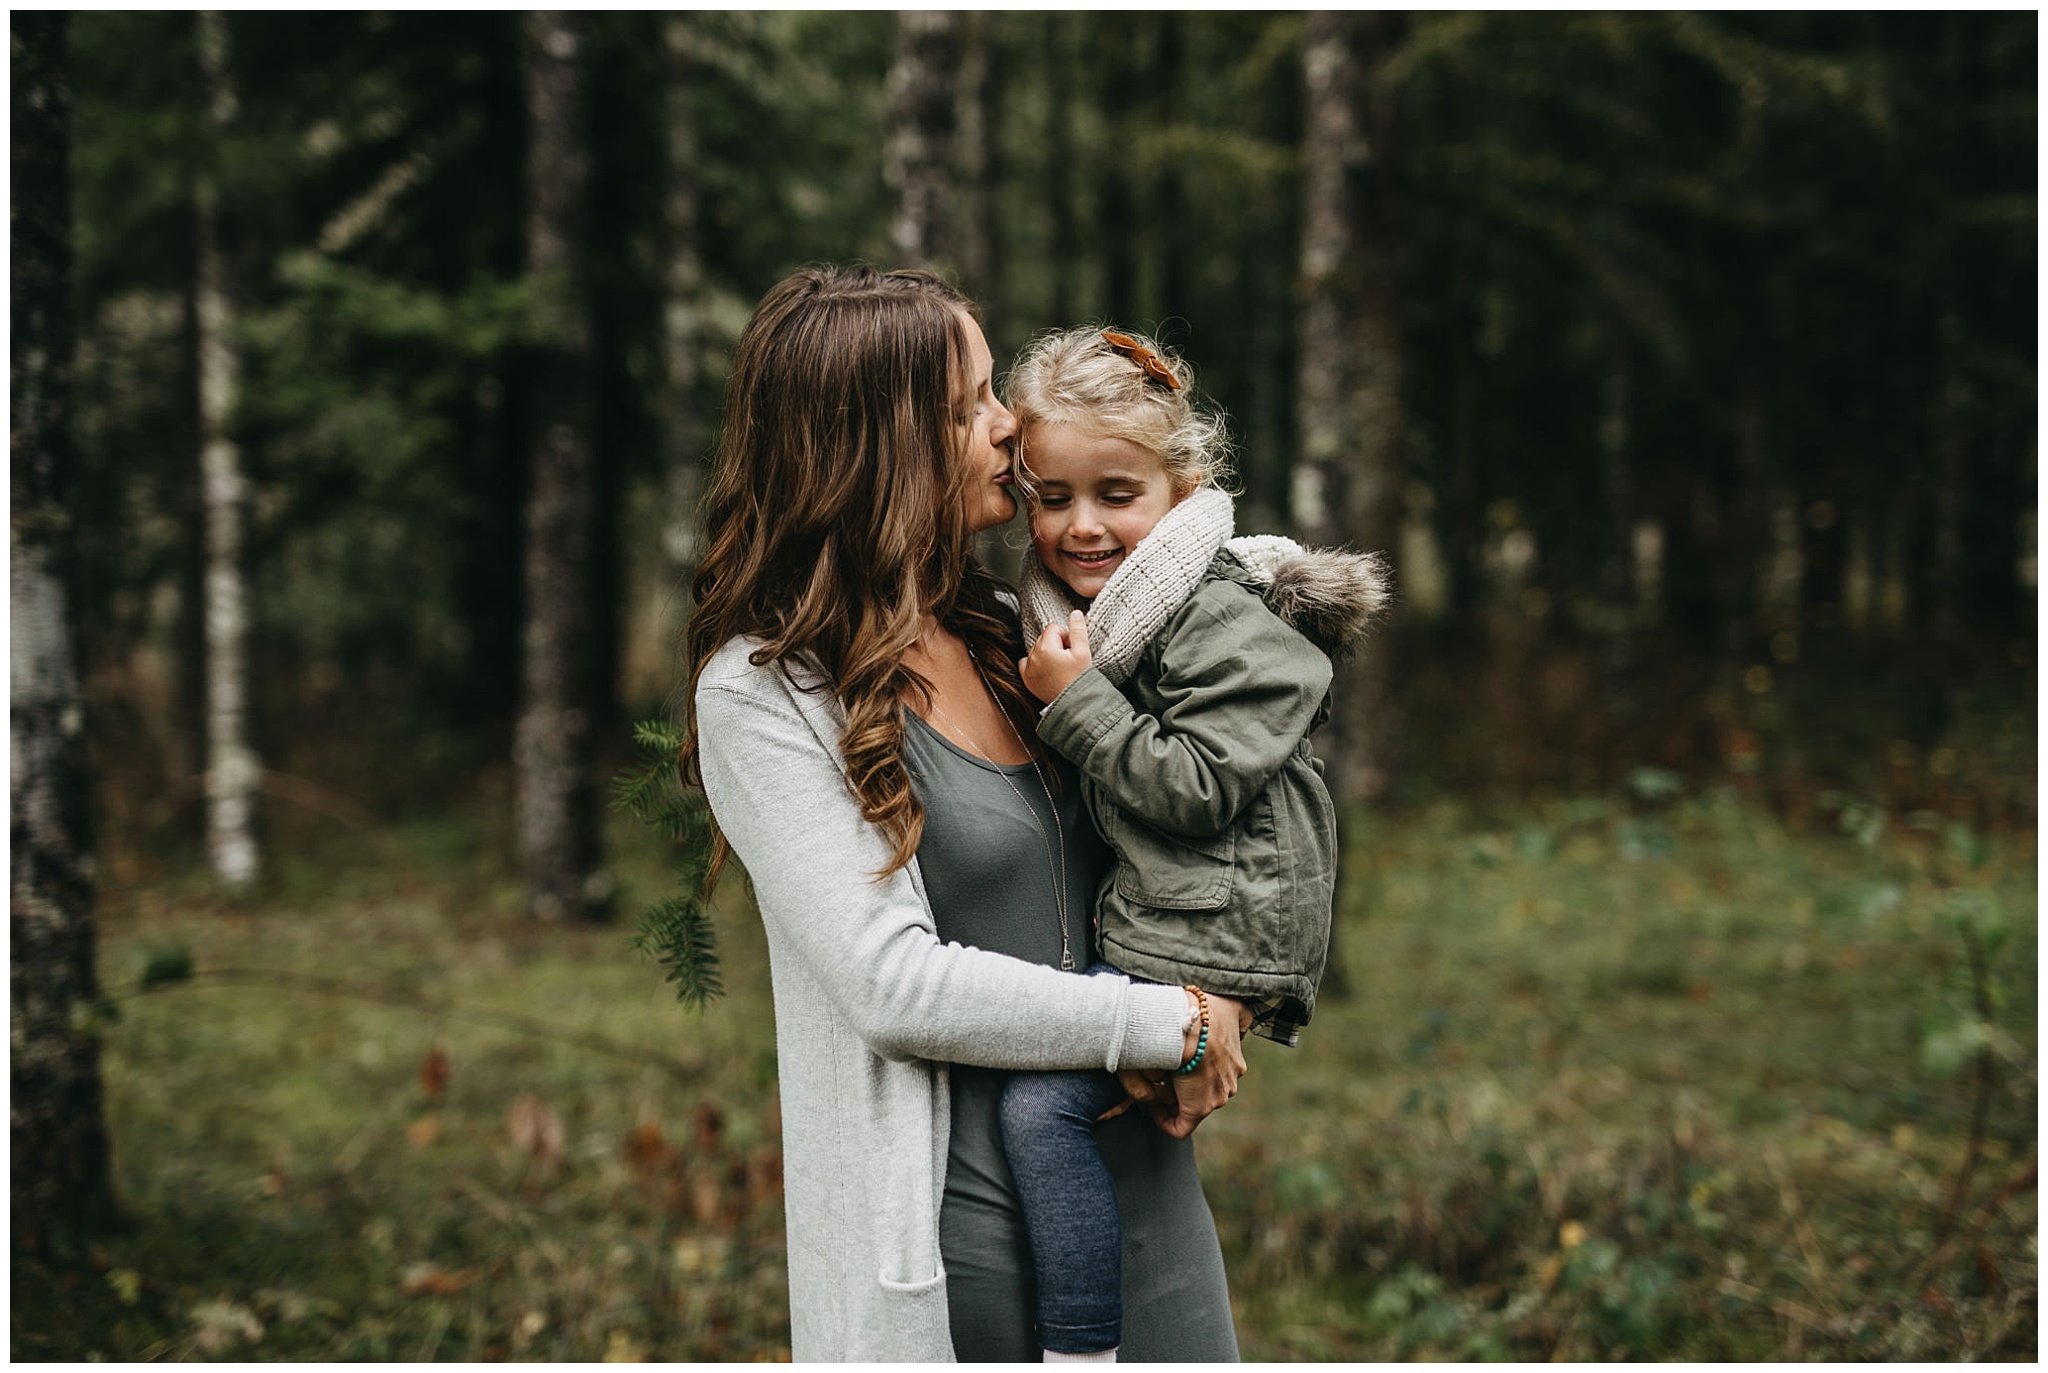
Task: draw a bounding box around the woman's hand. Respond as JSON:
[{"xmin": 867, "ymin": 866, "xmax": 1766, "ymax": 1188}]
[{"xmin": 1111, "ymin": 991, "xmax": 1252, "ymax": 1139}]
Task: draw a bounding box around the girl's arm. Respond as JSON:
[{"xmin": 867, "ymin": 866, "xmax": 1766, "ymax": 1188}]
[
  {"xmin": 1037, "ymin": 585, "xmax": 1332, "ymax": 838},
  {"xmin": 696, "ymin": 677, "xmax": 1193, "ymax": 1074}
]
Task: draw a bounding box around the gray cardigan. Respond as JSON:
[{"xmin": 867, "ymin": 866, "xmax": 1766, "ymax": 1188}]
[{"xmin": 694, "ymin": 637, "xmax": 1190, "ymax": 1362}]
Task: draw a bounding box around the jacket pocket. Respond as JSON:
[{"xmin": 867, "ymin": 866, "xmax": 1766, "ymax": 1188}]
[{"xmin": 1105, "ymin": 804, "xmax": 1235, "ymax": 911}]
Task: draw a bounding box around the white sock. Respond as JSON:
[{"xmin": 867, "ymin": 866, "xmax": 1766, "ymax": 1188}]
[{"xmin": 1042, "ymin": 1349, "xmax": 1116, "ymax": 1364}]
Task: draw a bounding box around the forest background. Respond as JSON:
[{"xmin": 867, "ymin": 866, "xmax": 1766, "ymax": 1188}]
[{"xmin": 12, "ymin": 8, "xmax": 2038, "ymax": 1362}]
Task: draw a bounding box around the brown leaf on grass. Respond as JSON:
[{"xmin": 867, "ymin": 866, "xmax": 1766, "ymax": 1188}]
[
  {"xmin": 401, "ymin": 1262, "xmax": 481, "ymax": 1296},
  {"xmin": 692, "ymin": 1099, "xmax": 725, "ymax": 1154},
  {"xmin": 407, "ymin": 1113, "xmax": 444, "ymax": 1148},
  {"xmin": 746, "ymin": 1146, "xmax": 784, "ymax": 1210},
  {"xmin": 624, "ymin": 1120, "xmax": 674, "ymax": 1174},
  {"xmin": 421, "ymin": 1042, "xmax": 450, "ymax": 1098},
  {"xmin": 507, "ymin": 1093, "xmax": 564, "ymax": 1160},
  {"xmin": 190, "ymin": 1298, "xmax": 265, "ymax": 1353}
]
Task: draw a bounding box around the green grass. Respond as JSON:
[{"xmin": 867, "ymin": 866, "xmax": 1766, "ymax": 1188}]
[{"xmin": 13, "ymin": 787, "xmax": 2037, "ymax": 1361}]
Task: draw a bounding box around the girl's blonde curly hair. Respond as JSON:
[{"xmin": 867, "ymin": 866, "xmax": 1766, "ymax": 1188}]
[{"xmin": 1006, "ymin": 326, "xmax": 1235, "ymax": 498}]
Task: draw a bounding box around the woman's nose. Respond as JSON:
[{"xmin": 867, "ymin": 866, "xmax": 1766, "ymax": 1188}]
[{"xmin": 989, "ymin": 398, "xmax": 1018, "ymax": 445}]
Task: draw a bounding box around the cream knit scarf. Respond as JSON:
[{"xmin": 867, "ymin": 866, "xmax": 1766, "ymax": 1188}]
[{"xmin": 1017, "ymin": 485, "xmax": 1308, "ymax": 686}]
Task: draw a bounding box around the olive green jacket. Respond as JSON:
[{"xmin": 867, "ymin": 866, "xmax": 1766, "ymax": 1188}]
[{"xmin": 1036, "ymin": 545, "xmax": 1388, "ymax": 1039}]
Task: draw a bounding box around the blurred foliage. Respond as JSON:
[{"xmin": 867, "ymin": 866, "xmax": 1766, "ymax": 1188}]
[
  {"xmin": 61, "ymin": 11, "xmax": 2033, "ymax": 844},
  {"xmin": 14, "ymin": 788, "xmax": 2034, "ymax": 1359}
]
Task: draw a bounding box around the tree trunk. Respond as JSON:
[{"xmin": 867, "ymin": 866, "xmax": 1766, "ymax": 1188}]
[
  {"xmin": 1096, "ymin": 20, "xmax": 1138, "ymax": 323},
  {"xmin": 1598, "ymin": 334, "xmax": 1637, "ymax": 750},
  {"xmin": 11, "ymin": 9, "xmax": 116, "ymax": 1254},
  {"xmin": 1295, "ymin": 10, "xmax": 1405, "ymax": 808},
  {"xmin": 659, "ymin": 17, "xmax": 706, "ymax": 588},
  {"xmin": 1151, "ymin": 15, "xmax": 1188, "ymax": 316},
  {"xmin": 516, "ymin": 11, "xmax": 608, "ymax": 922},
  {"xmin": 956, "ymin": 11, "xmax": 1002, "ymax": 308},
  {"xmin": 195, "ymin": 10, "xmax": 259, "ymax": 887},
  {"xmin": 1045, "ymin": 15, "xmax": 1078, "ymax": 323},
  {"xmin": 886, "ymin": 11, "xmax": 961, "ymax": 271}
]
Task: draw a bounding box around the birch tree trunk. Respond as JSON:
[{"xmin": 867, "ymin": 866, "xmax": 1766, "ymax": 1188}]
[
  {"xmin": 516, "ymin": 11, "xmax": 607, "ymax": 922},
  {"xmin": 658, "ymin": 15, "xmax": 706, "ymax": 582},
  {"xmin": 12, "ymin": 9, "xmax": 116, "ymax": 1252},
  {"xmin": 886, "ymin": 11, "xmax": 961, "ymax": 270},
  {"xmin": 1296, "ymin": 10, "xmax": 1405, "ymax": 807},
  {"xmin": 195, "ymin": 10, "xmax": 259, "ymax": 887}
]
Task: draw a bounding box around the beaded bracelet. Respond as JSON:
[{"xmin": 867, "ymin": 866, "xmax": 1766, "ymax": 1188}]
[{"xmin": 1175, "ymin": 985, "xmax": 1211, "ymax": 1076}]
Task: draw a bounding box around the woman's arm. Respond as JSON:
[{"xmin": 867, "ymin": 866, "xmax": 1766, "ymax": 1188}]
[
  {"xmin": 1037, "ymin": 587, "xmax": 1332, "ymax": 838},
  {"xmin": 696, "ymin": 676, "xmax": 1190, "ymax": 1074}
]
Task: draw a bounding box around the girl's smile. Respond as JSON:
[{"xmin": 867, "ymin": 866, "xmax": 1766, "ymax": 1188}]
[{"xmin": 1023, "ymin": 421, "xmax": 1182, "ymax": 601}]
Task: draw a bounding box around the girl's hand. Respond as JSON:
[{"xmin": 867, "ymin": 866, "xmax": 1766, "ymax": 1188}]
[
  {"xmin": 1125, "ymin": 991, "xmax": 1252, "ymax": 1140},
  {"xmin": 1019, "ymin": 610, "xmax": 1092, "ymax": 704}
]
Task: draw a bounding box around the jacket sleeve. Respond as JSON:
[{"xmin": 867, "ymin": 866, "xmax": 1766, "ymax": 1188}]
[
  {"xmin": 695, "ymin": 677, "xmax": 1188, "ymax": 1071},
  {"xmin": 1038, "ymin": 583, "xmax": 1332, "ymax": 839}
]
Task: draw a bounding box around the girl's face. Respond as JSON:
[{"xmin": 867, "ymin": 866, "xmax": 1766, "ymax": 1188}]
[
  {"xmin": 953, "ymin": 313, "xmax": 1020, "ymax": 534},
  {"xmin": 1024, "ymin": 420, "xmax": 1181, "ymax": 601}
]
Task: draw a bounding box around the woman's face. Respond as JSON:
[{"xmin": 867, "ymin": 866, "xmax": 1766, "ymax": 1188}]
[{"xmin": 953, "ymin": 312, "xmax": 1020, "ymax": 533}]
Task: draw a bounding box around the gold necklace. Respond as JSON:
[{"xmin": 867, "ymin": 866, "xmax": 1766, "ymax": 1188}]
[{"xmin": 922, "ymin": 663, "xmax": 1076, "ymax": 972}]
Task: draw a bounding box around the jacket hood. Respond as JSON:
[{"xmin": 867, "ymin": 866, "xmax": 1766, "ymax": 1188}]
[
  {"xmin": 1221, "ymin": 535, "xmax": 1391, "ymax": 655},
  {"xmin": 1260, "ymin": 546, "xmax": 1392, "ymax": 653}
]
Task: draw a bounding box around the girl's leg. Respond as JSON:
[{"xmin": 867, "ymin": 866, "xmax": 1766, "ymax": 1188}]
[{"xmin": 999, "ymin": 1066, "xmax": 1133, "ymax": 1355}]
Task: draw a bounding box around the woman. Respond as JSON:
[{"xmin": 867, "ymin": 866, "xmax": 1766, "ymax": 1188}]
[{"xmin": 682, "ymin": 266, "xmax": 1247, "ymax": 1362}]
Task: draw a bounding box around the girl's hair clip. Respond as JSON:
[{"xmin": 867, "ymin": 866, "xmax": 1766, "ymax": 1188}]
[{"xmin": 1101, "ymin": 330, "xmax": 1183, "ymax": 392}]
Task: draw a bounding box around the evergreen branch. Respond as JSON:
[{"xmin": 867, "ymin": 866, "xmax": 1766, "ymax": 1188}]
[{"xmin": 616, "ymin": 718, "xmax": 725, "ymax": 1008}]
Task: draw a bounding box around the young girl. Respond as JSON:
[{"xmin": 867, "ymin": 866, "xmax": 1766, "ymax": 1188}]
[{"xmin": 998, "ymin": 327, "xmax": 1388, "ymax": 1362}]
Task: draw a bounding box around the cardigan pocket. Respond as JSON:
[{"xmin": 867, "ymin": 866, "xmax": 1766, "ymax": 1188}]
[
  {"xmin": 872, "ymin": 1266, "xmax": 949, "ymax": 1353},
  {"xmin": 1106, "ymin": 805, "xmax": 1234, "ymax": 911}
]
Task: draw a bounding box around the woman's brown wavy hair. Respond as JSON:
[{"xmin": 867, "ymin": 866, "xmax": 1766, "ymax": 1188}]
[{"xmin": 680, "ymin": 265, "xmax": 1035, "ymax": 878}]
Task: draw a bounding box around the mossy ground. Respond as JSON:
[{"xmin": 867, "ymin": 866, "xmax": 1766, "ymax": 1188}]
[{"xmin": 13, "ymin": 786, "xmax": 2036, "ymax": 1360}]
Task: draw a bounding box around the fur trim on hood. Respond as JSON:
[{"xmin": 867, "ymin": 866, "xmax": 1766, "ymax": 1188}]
[{"xmin": 1233, "ymin": 542, "xmax": 1392, "ymax": 656}]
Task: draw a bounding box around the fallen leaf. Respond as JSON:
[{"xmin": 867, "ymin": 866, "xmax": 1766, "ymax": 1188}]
[
  {"xmin": 401, "ymin": 1263, "xmax": 480, "ymax": 1296},
  {"xmin": 107, "ymin": 1268, "xmax": 143, "ymax": 1305},
  {"xmin": 624, "ymin": 1121, "xmax": 672, "ymax": 1174},
  {"xmin": 407, "ymin": 1114, "xmax": 443, "ymax": 1148},
  {"xmin": 421, "ymin": 1042, "xmax": 451, "ymax": 1098},
  {"xmin": 1558, "ymin": 1220, "xmax": 1587, "ymax": 1250},
  {"xmin": 507, "ymin": 1093, "xmax": 564, "ymax": 1160},
  {"xmin": 692, "ymin": 1099, "xmax": 725, "ymax": 1155},
  {"xmin": 190, "ymin": 1298, "xmax": 265, "ymax": 1353},
  {"xmin": 746, "ymin": 1146, "xmax": 784, "ymax": 1209}
]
